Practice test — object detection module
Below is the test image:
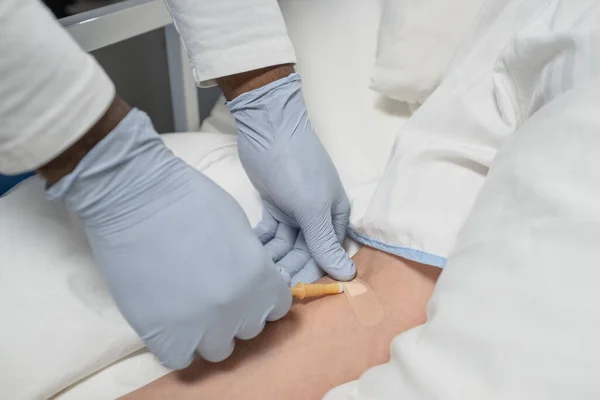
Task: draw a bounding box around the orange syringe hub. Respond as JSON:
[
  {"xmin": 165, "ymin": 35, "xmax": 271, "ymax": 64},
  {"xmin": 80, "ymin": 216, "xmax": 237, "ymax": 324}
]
[{"xmin": 290, "ymin": 282, "xmax": 344, "ymax": 300}]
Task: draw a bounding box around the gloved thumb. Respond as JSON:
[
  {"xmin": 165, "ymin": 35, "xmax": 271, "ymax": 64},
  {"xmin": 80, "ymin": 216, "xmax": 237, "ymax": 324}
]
[
  {"xmin": 277, "ymin": 264, "xmax": 292, "ymax": 286},
  {"xmin": 299, "ymin": 213, "xmax": 356, "ymax": 281}
]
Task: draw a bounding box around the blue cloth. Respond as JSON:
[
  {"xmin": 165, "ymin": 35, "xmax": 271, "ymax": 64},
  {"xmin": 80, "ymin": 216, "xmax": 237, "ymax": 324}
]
[
  {"xmin": 347, "ymin": 228, "xmax": 447, "ymax": 268},
  {"xmin": 0, "ymin": 172, "xmax": 34, "ymax": 196}
]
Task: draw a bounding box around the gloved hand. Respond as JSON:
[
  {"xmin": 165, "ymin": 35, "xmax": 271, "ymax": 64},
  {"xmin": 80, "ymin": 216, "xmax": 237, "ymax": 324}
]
[
  {"xmin": 47, "ymin": 109, "xmax": 291, "ymax": 369},
  {"xmin": 228, "ymin": 72, "xmax": 356, "ymax": 284}
]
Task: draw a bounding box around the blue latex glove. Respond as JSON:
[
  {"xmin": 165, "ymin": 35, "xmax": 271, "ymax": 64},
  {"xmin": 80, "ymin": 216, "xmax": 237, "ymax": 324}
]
[
  {"xmin": 47, "ymin": 109, "xmax": 291, "ymax": 369},
  {"xmin": 228, "ymin": 72, "xmax": 356, "ymax": 284}
]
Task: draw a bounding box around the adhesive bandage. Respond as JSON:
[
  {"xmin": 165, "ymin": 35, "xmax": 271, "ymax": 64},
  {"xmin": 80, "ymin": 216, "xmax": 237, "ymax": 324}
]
[{"xmin": 343, "ymin": 279, "xmax": 384, "ymax": 327}]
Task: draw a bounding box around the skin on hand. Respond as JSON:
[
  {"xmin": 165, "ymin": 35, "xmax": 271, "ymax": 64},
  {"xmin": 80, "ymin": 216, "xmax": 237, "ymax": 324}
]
[
  {"xmin": 217, "ymin": 64, "xmax": 295, "ymax": 101},
  {"xmin": 121, "ymin": 246, "xmax": 441, "ymax": 400},
  {"xmin": 38, "ymin": 62, "xmax": 292, "ymax": 184},
  {"xmin": 37, "ymin": 96, "xmax": 132, "ymax": 185}
]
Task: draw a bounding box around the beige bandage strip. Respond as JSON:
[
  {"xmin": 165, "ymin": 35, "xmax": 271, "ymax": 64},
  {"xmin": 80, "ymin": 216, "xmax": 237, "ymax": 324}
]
[{"xmin": 343, "ymin": 279, "xmax": 384, "ymax": 327}]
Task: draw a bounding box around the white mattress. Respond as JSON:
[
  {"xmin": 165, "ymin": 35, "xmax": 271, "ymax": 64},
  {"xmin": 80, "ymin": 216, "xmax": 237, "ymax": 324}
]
[{"xmin": 2, "ymin": 0, "xmax": 411, "ymax": 398}]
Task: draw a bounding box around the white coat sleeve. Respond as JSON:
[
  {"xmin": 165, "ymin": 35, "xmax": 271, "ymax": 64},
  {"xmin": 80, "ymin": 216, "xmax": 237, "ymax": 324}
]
[
  {"xmin": 327, "ymin": 0, "xmax": 600, "ymax": 398},
  {"xmin": 164, "ymin": 0, "xmax": 296, "ymax": 87},
  {"xmin": 0, "ymin": 0, "xmax": 115, "ymax": 175}
]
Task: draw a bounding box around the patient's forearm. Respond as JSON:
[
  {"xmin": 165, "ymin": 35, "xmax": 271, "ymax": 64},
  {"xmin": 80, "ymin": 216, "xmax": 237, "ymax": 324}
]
[{"xmin": 121, "ymin": 247, "xmax": 441, "ymax": 400}]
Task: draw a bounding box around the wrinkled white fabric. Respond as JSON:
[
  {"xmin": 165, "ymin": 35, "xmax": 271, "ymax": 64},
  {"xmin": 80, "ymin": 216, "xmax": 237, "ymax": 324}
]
[
  {"xmin": 0, "ymin": 0, "xmax": 114, "ymax": 174},
  {"xmin": 54, "ymin": 350, "xmax": 170, "ymax": 400},
  {"xmin": 371, "ymin": 0, "xmax": 486, "ymax": 104},
  {"xmin": 350, "ymin": 0, "xmax": 553, "ymax": 267},
  {"xmin": 327, "ymin": 0, "xmax": 600, "ymax": 398}
]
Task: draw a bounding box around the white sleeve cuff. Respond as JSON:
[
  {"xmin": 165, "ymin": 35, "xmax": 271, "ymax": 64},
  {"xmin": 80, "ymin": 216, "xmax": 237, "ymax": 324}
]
[
  {"xmin": 164, "ymin": 0, "xmax": 296, "ymax": 87},
  {"xmin": 192, "ymin": 37, "xmax": 296, "ymax": 87}
]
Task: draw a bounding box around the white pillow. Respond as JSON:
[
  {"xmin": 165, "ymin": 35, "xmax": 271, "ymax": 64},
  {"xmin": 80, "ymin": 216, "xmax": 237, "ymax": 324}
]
[{"xmin": 371, "ymin": 0, "xmax": 486, "ymax": 104}]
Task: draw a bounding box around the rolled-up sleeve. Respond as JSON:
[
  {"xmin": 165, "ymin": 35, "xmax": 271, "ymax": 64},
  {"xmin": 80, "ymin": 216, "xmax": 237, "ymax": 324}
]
[{"xmin": 0, "ymin": 0, "xmax": 115, "ymax": 175}]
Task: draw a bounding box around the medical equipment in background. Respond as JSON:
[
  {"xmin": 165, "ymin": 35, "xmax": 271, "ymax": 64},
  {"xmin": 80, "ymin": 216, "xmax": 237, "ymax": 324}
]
[
  {"xmin": 60, "ymin": 0, "xmax": 199, "ymax": 133},
  {"xmin": 0, "ymin": 0, "xmax": 202, "ymax": 197}
]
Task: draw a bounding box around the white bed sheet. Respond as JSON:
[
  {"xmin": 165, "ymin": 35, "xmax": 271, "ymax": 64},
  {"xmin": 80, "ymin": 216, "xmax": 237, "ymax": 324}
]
[
  {"xmin": 53, "ymin": 350, "xmax": 168, "ymax": 400},
  {"xmin": 3, "ymin": 0, "xmax": 411, "ymax": 398}
]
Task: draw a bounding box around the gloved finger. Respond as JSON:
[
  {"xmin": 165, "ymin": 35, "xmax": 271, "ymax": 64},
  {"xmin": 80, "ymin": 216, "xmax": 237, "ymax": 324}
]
[
  {"xmin": 196, "ymin": 313, "xmax": 239, "ymax": 363},
  {"xmin": 299, "ymin": 212, "xmax": 356, "ymax": 282},
  {"xmin": 236, "ymin": 316, "xmax": 267, "ymax": 341},
  {"xmin": 276, "ymin": 232, "xmax": 312, "ymax": 277},
  {"xmin": 277, "ymin": 265, "xmax": 292, "ymax": 286},
  {"xmin": 236, "ymin": 299, "xmax": 279, "ymax": 340},
  {"xmin": 332, "ymin": 197, "xmax": 351, "ymax": 243},
  {"xmin": 197, "ymin": 338, "xmax": 236, "ymax": 363},
  {"xmin": 265, "ymin": 275, "xmax": 293, "ymax": 322},
  {"xmin": 146, "ymin": 336, "xmax": 195, "ymax": 370},
  {"xmin": 264, "ymin": 223, "xmax": 298, "ymax": 262},
  {"xmin": 253, "ymin": 211, "xmax": 278, "ymax": 244},
  {"xmin": 290, "ymin": 258, "xmax": 326, "ymax": 286}
]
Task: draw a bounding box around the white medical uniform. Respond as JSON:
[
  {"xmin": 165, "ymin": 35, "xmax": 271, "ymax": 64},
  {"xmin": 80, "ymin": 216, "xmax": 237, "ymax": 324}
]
[
  {"xmin": 0, "ymin": 0, "xmax": 295, "ymax": 174},
  {"xmin": 328, "ymin": 0, "xmax": 600, "ymax": 398}
]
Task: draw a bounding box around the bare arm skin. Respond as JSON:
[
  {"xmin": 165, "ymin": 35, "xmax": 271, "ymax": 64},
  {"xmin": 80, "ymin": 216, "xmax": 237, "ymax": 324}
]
[{"xmin": 122, "ymin": 246, "xmax": 441, "ymax": 400}]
